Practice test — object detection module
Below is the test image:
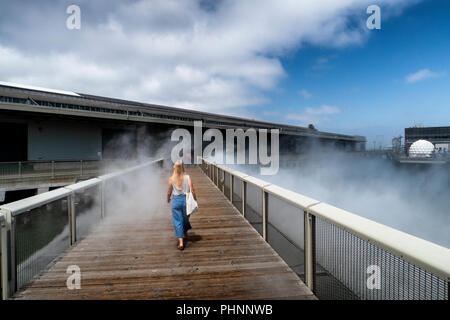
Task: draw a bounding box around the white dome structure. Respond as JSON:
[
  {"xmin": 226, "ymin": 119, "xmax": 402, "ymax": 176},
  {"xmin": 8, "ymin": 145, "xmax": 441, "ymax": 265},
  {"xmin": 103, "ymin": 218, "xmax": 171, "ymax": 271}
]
[{"xmin": 408, "ymin": 139, "xmax": 435, "ymax": 158}]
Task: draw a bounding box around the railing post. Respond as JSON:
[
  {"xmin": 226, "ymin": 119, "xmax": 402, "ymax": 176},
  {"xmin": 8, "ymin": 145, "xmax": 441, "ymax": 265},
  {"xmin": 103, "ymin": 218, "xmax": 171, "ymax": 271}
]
[
  {"xmin": 100, "ymin": 181, "xmax": 105, "ymax": 219},
  {"xmin": 1, "ymin": 210, "xmax": 16, "ymax": 300},
  {"xmin": 216, "ymin": 167, "xmax": 218, "ymax": 186},
  {"xmin": 304, "ymin": 211, "xmax": 316, "ymax": 292},
  {"xmin": 262, "ymin": 190, "xmax": 268, "ymax": 241},
  {"xmin": 0, "ymin": 212, "xmax": 10, "ymax": 300},
  {"xmin": 10, "ymin": 215, "xmax": 16, "ymax": 295},
  {"xmin": 0, "ymin": 216, "xmax": 3, "ymax": 299},
  {"xmin": 242, "ymin": 180, "xmax": 247, "ymax": 218},
  {"xmin": 221, "ymin": 171, "xmax": 225, "ymax": 193},
  {"xmin": 80, "ymin": 160, "xmax": 83, "ymax": 177},
  {"xmin": 215, "ymin": 166, "xmax": 219, "ymax": 186},
  {"xmin": 68, "ymin": 194, "xmax": 76, "ymax": 245},
  {"xmin": 230, "ymin": 174, "xmax": 233, "ymax": 203}
]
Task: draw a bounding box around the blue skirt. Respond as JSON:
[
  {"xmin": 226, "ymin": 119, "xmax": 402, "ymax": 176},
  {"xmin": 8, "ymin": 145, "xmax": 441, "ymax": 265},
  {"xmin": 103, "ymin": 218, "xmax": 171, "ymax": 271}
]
[{"xmin": 171, "ymin": 194, "xmax": 192, "ymax": 238}]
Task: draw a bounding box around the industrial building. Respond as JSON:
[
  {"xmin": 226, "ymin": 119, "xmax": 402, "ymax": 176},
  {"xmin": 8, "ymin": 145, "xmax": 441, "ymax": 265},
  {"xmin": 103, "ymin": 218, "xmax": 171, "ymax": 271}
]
[
  {"xmin": 0, "ymin": 82, "xmax": 366, "ymax": 162},
  {"xmin": 405, "ymin": 126, "xmax": 450, "ymax": 155}
]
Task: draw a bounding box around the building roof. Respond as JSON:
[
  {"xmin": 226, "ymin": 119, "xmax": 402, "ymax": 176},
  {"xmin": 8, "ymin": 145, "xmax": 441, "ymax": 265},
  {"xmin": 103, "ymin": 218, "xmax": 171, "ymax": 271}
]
[{"xmin": 0, "ymin": 82, "xmax": 365, "ymax": 142}]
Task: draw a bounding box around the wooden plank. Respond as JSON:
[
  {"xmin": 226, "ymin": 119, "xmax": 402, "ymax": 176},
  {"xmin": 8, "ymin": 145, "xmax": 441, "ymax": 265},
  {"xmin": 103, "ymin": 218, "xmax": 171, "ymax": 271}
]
[{"xmin": 13, "ymin": 166, "xmax": 316, "ymax": 300}]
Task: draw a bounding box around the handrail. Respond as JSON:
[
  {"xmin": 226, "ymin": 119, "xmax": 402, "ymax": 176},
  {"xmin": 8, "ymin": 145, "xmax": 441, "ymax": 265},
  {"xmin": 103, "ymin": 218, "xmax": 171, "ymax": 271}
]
[
  {"xmin": 0, "ymin": 158, "xmax": 163, "ymax": 217},
  {"xmin": 264, "ymin": 184, "xmax": 320, "ymax": 211},
  {"xmin": 0, "ymin": 159, "xmax": 106, "ymax": 185},
  {"xmin": 202, "ymin": 158, "xmax": 450, "ymax": 283},
  {"xmin": 0, "ymin": 159, "xmax": 100, "ymax": 165},
  {"xmin": 1, "ymin": 187, "xmax": 73, "ymax": 217}
]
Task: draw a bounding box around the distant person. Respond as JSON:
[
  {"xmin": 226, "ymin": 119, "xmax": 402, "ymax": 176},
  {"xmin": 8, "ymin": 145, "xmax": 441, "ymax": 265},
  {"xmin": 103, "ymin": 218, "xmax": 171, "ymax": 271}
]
[{"xmin": 167, "ymin": 160, "xmax": 197, "ymax": 250}]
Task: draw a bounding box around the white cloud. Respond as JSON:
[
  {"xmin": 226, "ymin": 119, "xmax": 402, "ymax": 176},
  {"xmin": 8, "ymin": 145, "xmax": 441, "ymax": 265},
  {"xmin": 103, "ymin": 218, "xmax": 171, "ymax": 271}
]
[
  {"xmin": 311, "ymin": 57, "xmax": 331, "ymax": 70},
  {"xmin": 299, "ymin": 89, "xmax": 312, "ymax": 99},
  {"xmin": 405, "ymin": 68, "xmax": 444, "ymax": 83},
  {"xmin": 286, "ymin": 105, "xmax": 341, "ymax": 125},
  {"xmin": 0, "ymin": 0, "xmax": 418, "ymax": 114}
]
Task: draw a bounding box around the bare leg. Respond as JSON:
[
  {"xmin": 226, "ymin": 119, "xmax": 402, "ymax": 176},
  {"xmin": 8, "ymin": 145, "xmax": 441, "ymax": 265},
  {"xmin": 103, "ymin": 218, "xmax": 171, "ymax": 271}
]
[{"xmin": 177, "ymin": 238, "xmax": 184, "ymax": 250}]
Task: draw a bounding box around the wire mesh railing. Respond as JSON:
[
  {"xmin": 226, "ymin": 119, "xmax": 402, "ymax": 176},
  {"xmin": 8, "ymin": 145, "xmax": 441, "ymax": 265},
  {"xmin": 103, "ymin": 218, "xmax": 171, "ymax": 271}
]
[
  {"xmin": 0, "ymin": 158, "xmax": 164, "ymax": 299},
  {"xmin": 199, "ymin": 158, "xmax": 450, "ymax": 300},
  {"xmin": 0, "ymin": 213, "xmax": 5, "ymax": 297},
  {"xmin": 314, "ymin": 216, "xmax": 447, "ymax": 300},
  {"xmin": 14, "ymin": 197, "xmax": 70, "ymax": 289}
]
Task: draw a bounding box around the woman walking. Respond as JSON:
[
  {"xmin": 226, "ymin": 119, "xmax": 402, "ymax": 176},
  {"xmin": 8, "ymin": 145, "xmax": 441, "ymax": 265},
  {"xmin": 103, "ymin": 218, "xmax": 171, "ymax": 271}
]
[{"xmin": 167, "ymin": 160, "xmax": 197, "ymax": 250}]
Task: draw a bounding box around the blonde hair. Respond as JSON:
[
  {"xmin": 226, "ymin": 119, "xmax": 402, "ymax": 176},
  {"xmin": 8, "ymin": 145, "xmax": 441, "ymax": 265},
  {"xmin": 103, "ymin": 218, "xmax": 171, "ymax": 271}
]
[{"xmin": 171, "ymin": 160, "xmax": 185, "ymax": 190}]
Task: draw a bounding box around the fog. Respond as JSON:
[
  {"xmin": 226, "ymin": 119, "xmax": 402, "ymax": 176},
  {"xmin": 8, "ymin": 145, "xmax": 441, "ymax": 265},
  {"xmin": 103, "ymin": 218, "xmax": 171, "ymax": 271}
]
[
  {"xmin": 231, "ymin": 145, "xmax": 450, "ymax": 249},
  {"xmin": 16, "ymin": 131, "xmax": 175, "ymax": 289},
  {"xmin": 94, "ymin": 131, "xmax": 174, "ymax": 223}
]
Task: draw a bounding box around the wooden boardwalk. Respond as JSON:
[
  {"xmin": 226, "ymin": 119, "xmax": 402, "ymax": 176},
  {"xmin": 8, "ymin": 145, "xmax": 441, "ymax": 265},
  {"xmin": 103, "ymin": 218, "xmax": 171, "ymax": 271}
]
[{"xmin": 13, "ymin": 166, "xmax": 316, "ymax": 300}]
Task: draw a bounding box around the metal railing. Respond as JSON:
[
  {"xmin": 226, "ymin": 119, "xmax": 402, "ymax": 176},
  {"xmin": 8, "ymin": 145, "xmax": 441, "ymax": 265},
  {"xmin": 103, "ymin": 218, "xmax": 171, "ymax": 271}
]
[
  {"xmin": 0, "ymin": 160, "xmax": 103, "ymax": 183},
  {"xmin": 200, "ymin": 158, "xmax": 450, "ymax": 300},
  {"xmin": 0, "ymin": 158, "xmax": 164, "ymax": 299}
]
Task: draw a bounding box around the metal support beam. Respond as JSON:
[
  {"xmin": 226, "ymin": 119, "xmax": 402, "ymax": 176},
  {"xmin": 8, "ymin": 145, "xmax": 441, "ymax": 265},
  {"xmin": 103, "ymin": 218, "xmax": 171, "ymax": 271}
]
[
  {"xmin": 262, "ymin": 191, "xmax": 268, "ymax": 241},
  {"xmin": 304, "ymin": 211, "xmax": 316, "ymax": 292},
  {"xmin": 215, "ymin": 166, "xmax": 219, "ymax": 186},
  {"xmin": 0, "ymin": 217, "xmax": 2, "ymax": 299},
  {"xmin": 0, "ymin": 212, "xmax": 10, "ymax": 300},
  {"xmin": 10, "ymin": 215, "xmax": 16, "ymax": 295},
  {"xmin": 242, "ymin": 180, "xmax": 247, "ymax": 218},
  {"xmin": 230, "ymin": 174, "xmax": 233, "ymax": 203},
  {"xmin": 68, "ymin": 194, "xmax": 76, "ymax": 245}
]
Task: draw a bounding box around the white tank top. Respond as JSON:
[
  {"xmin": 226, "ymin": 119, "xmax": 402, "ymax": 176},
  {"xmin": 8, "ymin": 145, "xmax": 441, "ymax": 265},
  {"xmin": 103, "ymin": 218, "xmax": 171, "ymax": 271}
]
[{"xmin": 172, "ymin": 175, "xmax": 190, "ymax": 195}]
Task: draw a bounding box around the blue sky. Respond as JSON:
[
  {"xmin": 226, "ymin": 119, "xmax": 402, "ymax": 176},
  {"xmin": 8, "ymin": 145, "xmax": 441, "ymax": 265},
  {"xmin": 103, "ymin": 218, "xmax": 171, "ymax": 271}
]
[
  {"xmin": 0, "ymin": 0, "xmax": 448, "ymax": 147},
  {"xmin": 257, "ymin": 0, "xmax": 450, "ymax": 146}
]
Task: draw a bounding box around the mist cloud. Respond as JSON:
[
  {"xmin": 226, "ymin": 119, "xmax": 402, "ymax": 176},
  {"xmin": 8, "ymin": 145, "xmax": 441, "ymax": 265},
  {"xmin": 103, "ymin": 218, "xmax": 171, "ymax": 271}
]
[{"xmin": 235, "ymin": 146, "xmax": 450, "ymax": 248}]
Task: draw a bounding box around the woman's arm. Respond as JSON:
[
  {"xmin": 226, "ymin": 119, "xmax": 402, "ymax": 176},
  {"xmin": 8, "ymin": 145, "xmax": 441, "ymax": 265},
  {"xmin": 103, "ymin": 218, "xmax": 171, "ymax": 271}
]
[
  {"xmin": 167, "ymin": 178, "xmax": 173, "ymax": 203},
  {"xmin": 188, "ymin": 176, "xmax": 197, "ymax": 201}
]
